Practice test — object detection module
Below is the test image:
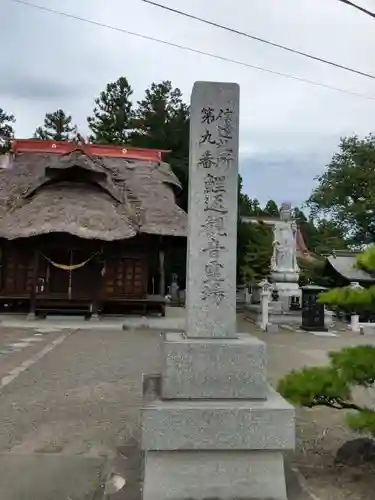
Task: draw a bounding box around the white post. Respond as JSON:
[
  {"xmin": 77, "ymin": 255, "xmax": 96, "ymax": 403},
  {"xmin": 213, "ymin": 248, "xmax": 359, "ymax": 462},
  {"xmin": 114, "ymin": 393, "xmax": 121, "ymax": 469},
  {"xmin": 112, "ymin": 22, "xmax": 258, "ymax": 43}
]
[
  {"xmin": 324, "ymin": 307, "xmax": 333, "ymax": 330},
  {"xmin": 259, "ymin": 279, "xmax": 272, "ymax": 331},
  {"xmin": 351, "ymin": 314, "xmax": 360, "ymax": 333},
  {"xmin": 260, "ymin": 291, "xmax": 270, "ymax": 331},
  {"xmin": 349, "ymin": 282, "xmax": 363, "ymax": 334},
  {"xmin": 244, "ymin": 286, "xmax": 251, "ymax": 304}
]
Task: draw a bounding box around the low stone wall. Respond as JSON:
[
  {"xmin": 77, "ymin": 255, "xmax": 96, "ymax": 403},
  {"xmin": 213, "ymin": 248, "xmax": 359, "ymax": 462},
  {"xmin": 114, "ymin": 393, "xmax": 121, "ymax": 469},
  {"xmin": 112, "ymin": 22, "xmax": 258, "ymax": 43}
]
[{"xmin": 244, "ymin": 303, "xmax": 302, "ymax": 326}]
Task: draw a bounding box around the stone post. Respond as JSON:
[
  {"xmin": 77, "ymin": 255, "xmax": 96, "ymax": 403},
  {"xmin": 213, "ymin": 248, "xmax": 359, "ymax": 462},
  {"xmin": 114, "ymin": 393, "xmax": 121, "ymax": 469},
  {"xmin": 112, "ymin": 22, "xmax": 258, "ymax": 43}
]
[
  {"xmin": 260, "ymin": 279, "xmax": 272, "ymax": 331},
  {"xmin": 351, "ymin": 314, "xmax": 360, "ymax": 333},
  {"xmin": 158, "ymin": 247, "xmax": 165, "ymax": 296},
  {"xmin": 170, "ymin": 273, "xmax": 179, "ymax": 303},
  {"xmin": 349, "ymin": 282, "xmax": 362, "ymax": 333},
  {"xmin": 244, "ymin": 286, "xmax": 251, "ymax": 304},
  {"xmin": 141, "ymin": 82, "xmax": 295, "ymax": 500}
]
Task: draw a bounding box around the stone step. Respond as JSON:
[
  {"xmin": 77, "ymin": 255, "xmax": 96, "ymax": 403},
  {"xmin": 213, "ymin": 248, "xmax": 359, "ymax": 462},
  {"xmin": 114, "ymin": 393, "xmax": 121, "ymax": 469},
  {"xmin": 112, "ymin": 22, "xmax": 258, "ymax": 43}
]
[
  {"xmin": 142, "ymin": 386, "xmax": 295, "ymax": 452},
  {"xmin": 143, "ymin": 450, "xmax": 288, "ymax": 500}
]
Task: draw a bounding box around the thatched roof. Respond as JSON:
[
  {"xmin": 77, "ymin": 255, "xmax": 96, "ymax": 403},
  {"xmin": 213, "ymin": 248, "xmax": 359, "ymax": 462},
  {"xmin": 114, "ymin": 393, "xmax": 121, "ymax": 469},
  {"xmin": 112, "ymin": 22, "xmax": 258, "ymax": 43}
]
[{"xmin": 0, "ymin": 140, "xmax": 187, "ymax": 241}]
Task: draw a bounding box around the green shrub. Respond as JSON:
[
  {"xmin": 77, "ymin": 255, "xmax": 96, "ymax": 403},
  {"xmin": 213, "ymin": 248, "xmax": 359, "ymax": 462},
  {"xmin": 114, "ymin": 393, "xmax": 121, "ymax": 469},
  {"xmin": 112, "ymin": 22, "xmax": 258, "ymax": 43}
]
[
  {"xmin": 330, "ymin": 345, "xmax": 375, "ymax": 387},
  {"xmin": 318, "ymin": 286, "xmax": 374, "ymax": 314},
  {"xmin": 356, "ymin": 246, "xmax": 375, "ymax": 274},
  {"xmin": 278, "ymin": 345, "xmax": 375, "ymax": 436}
]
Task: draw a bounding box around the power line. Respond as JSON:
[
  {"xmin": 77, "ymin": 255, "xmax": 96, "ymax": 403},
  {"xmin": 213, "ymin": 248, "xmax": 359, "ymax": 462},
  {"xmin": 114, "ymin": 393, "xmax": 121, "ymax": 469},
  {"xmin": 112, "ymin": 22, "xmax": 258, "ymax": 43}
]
[
  {"xmin": 7, "ymin": 0, "xmax": 375, "ymax": 101},
  {"xmin": 337, "ymin": 0, "xmax": 375, "ymax": 19},
  {"xmin": 141, "ymin": 0, "xmax": 375, "ymax": 81}
]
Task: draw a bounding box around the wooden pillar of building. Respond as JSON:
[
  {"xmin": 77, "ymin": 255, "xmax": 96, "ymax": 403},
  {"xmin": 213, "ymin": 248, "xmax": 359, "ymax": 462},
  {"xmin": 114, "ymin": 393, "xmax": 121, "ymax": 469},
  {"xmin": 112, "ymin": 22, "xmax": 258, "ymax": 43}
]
[
  {"xmin": 159, "ymin": 237, "xmax": 165, "ymax": 297},
  {"xmin": 92, "ymin": 252, "xmax": 104, "ymax": 319},
  {"xmin": 29, "ymin": 248, "xmax": 39, "ymax": 318}
]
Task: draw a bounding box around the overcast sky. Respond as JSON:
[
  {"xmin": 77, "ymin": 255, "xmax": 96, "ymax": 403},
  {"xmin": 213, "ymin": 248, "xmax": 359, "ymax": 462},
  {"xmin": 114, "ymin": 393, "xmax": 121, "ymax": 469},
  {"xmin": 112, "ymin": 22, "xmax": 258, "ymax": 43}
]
[{"xmin": 1, "ymin": 0, "xmax": 375, "ymax": 206}]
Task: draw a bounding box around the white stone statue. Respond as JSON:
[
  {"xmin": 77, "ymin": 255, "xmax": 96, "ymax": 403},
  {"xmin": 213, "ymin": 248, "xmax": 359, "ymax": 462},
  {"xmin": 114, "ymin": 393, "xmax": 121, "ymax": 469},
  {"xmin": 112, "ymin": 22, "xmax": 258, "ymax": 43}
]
[{"xmin": 271, "ymin": 203, "xmax": 299, "ymax": 273}]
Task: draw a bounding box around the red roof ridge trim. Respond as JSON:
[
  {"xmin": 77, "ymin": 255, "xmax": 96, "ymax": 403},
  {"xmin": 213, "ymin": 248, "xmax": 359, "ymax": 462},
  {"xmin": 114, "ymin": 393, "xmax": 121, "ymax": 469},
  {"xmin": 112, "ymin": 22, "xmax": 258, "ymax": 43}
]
[{"xmin": 11, "ymin": 139, "xmax": 170, "ymax": 161}]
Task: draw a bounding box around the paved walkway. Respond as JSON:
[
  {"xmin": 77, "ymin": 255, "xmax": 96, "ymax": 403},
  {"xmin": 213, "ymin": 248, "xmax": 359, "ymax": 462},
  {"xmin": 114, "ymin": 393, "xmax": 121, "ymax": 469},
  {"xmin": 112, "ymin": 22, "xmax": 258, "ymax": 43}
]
[
  {"xmin": 0, "ymin": 309, "xmax": 185, "ymax": 331},
  {"xmin": 0, "ymin": 319, "xmax": 315, "ymax": 499},
  {"xmin": 0, "ymin": 326, "xmax": 66, "ymax": 386},
  {"xmin": 0, "ymin": 325, "xmax": 162, "ymax": 499},
  {"xmin": 1, "ymin": 310, "xmax": 373, "ymax": 499}
]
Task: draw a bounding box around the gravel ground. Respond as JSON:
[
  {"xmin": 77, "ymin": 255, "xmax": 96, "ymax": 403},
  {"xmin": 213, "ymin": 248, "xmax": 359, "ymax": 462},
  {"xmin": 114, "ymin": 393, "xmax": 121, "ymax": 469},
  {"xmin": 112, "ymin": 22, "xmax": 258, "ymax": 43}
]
[{"xmin": 238, "ymin": 315, "xmax": 375, "ymax": 500}]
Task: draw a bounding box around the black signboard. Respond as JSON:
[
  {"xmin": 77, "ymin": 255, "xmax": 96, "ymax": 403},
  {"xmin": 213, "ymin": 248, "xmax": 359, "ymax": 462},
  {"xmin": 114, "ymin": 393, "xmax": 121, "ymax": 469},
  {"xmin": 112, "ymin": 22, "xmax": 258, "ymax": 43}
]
[{"xmin": 301, "ymin": 285, "xmax": 328, "ymax": 332}]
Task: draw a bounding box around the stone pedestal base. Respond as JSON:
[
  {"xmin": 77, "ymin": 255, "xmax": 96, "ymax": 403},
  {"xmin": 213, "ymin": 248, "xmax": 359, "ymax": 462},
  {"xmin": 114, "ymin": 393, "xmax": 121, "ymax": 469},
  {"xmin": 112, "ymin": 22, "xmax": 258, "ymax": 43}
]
[
  {"xmin": 142, "ymin": 390, "xmax": 294, "ymax": 451},
  {"xmin": 142, "ymin": 390, "xmax": 294, "ymax": 500},
  {"xmin": 143, "ymin": 451, "xmax": 288, "ymax": 500},
  {"xmin": 272, "ymin": 281, "xmax": 301, "ymax": 312},
  {"xmin": 300, "ymin": 324, "xmax": 328, "ymax": 332},
  {"xmin": 141, "ymin": 334, "xmax": 295, "ymax": 500},
  {"xmin": 245, "ymin": 304, "xmax": 302, "ymax": 327}
]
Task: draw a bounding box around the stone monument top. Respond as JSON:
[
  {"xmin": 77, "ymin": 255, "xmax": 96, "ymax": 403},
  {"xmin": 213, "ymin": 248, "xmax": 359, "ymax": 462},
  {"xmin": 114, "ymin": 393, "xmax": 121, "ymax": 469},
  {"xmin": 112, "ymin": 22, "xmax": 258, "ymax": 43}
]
[{"xmin": 185, "ymin": 81, "xmax": 240, "ymax": 338}]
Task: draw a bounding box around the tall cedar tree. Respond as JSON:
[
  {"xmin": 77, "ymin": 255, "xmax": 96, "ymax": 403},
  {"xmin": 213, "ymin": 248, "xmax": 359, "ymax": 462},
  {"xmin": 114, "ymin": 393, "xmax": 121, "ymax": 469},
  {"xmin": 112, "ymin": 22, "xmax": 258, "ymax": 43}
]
[
  {"xmin": 294, "ymin": 207, "xmax": 347, "ymax": 255},
  {"xmin": 237, "ymin": 177, "xmax": 273, "ymax": 283},
  {"xmin": 263, "ymin": 199, "xmax": 279, "ymax": 217},
  {"xmin": 87, "ymin": 77, "xmax": 134, "ymax": 145},
  {"xmin": 34, "ymin": 109, "xmax": 75, "ymax": 141},
  {"xmin": 294, "ymin": 207, "xmax": 318, "ymax": 252},
  {"xmin": 129, "ymin": 81, "xmax": 189, "ymax": 209},
  {"xmin": 0, "ymin": 107, "xmax": 15, "ymax": 153},
  {"xmin": 308, "ymin": 134, "xmax": 375, "ymax": 246},
  {"xmin": 237, "ymin": 220, "xmax": 273, "ymax": 283}
]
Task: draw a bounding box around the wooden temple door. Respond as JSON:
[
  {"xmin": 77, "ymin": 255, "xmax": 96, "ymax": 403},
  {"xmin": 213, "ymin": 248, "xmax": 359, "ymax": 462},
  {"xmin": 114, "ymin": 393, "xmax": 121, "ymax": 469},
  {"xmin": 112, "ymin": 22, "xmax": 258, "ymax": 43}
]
[
  {"xmin": 47, "ymin": 248, "xmax": 70, "ymax": 297},
  {"xmin": 121, "ymin": 258, "xmax": 145, "ymax": 297},
  {"xmin": 44, "ymin": 248, "xmax": 100, "ymax": 299},
  {"xmin": 104, "ymin": 256, "xmax": 147, "ymax": 299},
  {"xmin": 70, "ymin": 249, "xmax": 101, "ymax": 299},
  {"xmin": 1, "ymin": 245, "xmax": 34, "ymax": 297}
]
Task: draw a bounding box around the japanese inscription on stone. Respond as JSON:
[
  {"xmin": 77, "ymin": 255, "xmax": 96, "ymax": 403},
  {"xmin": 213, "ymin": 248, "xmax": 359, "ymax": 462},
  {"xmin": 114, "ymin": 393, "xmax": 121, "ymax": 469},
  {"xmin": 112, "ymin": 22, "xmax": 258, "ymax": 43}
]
[
  {"xmin": 200, "ymin": 107, "xmax": 233, "ymax": 305},
  {"xmin": 186, "ymin": 82, "xmax": 239, "ymax": 338}
]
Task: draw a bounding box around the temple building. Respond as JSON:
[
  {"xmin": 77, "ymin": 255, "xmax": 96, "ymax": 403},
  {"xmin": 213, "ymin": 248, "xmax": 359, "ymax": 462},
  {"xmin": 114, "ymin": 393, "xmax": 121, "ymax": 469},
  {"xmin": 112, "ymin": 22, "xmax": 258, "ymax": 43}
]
[
  {"xmin": 0, "ymin": 139, "xmax": 187, "ymax": 317},
  {"xmin": 323, "ymin": 251, "xmax": 375, "ymax": 287}
]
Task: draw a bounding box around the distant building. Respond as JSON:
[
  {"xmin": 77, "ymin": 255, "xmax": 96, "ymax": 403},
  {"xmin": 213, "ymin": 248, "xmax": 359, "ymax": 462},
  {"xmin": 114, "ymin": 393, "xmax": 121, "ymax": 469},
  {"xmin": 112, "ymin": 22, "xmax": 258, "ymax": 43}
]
[{"xmin": 324, "ymin": 251, "xmax": 375, "ymax": 286}]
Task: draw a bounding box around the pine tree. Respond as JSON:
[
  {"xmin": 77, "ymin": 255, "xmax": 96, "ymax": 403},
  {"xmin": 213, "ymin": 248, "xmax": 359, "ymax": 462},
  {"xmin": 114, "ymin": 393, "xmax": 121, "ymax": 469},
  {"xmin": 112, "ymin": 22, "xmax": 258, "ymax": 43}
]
[
  {"xmin": 130, "ymin": 81, "xmax": 189, "ymax": 152},
  {"xmin": 34, "ymin": 109, "xmax": 75, "ymax": 141},
  {"xmin": 0, "ymin": 107, "xmax": 15, "ymax": 153},
  {"xmin": 87, "ymin": 77, "xmax": 134, "ymax": 144},
  {"xmin": 130, "ymin": 81, "xmax": 190, "ymax": 209},
  {"xmin": 263, "ymin": 199, "xmax": 279, "ymax": 217}
]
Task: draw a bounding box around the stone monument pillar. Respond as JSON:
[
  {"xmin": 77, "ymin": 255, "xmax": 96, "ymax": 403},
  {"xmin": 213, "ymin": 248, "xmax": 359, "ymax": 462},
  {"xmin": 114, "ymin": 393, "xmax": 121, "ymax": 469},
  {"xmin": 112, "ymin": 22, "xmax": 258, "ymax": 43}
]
[
  {"xmin": 270, "ymin": 203, "xmax": 301, "ymax": 311},
  {"xmin": 141, "ymin": 82, "xmax": 295, "ymax": 500}
]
